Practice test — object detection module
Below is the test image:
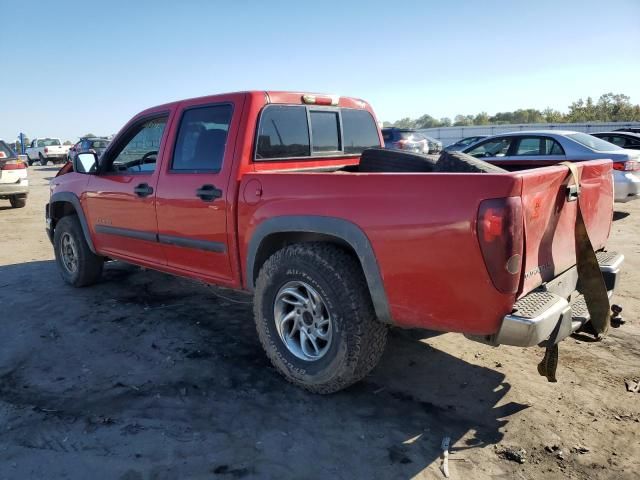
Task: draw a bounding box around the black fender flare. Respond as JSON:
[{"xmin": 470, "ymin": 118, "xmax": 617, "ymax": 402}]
[
  {"xmin": 246, "ymin": 215, "xmax": 392, "ymax": 324},
  {"xmin": 49, "ymin": 192, "xmax": 96, "ymax": 253}
]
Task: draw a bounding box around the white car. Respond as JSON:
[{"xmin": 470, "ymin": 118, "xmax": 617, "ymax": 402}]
[
  {"xmin": 0, "ymin": 140, "xmax": 28, "ymax": 208},
  {"xmin": 462, "ymin": 130, "xmax": 640, "ymax": 203},
  {"xmin": 25, "ymin": 137, "xmax": 70, "ymax": 166}
]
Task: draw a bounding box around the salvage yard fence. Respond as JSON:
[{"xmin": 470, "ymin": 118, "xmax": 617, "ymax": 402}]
[{"xmin": 419, "ymin": 122, "xmax": 640, "ymax": 147}]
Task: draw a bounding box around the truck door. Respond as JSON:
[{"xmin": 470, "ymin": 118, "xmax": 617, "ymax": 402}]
[
  {"xmin": 83, "ymin": 111, "xmax": 171, "ymax": 265},
  {"xmin": 154, "ymin": 94, "xmax": 245, "ymax": 284}
]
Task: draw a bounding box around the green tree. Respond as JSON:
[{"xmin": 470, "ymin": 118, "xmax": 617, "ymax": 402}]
[
  {"xmin": 473, "ymin": 112, "xmax": 490, "ymax": 125},
  {"xmin": 439, "ymin": 117, "xmax": 452, "ymax": 127},
  {"xmin": 63, "ymin": 140, "xmax": 73, "ymax": 145},
  {"xmin": 81, "ymin": 133, "xmax": 96, "ymax": 138},
  {"xmin": 415, "ymin": 114, "xmax": 440, "ymax": 129},
  {"xmin": 392, "ymin": 117, "xmax": 417, "ymax": 128},
  {"xmin": 543, "ymin": 108, "xmax": 565, "ymax": 123}
]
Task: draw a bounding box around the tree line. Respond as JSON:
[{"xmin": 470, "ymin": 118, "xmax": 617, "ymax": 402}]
[{"xmin": 383, "ymin": 93, "xmax": 640, "ymax": 129}]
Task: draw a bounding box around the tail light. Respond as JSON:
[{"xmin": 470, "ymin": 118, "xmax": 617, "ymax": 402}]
[
  {"xmin": 44, "ymin": 147, "xmax": 49, "ymax": 154},
  {"xmin": 477, "ymin": 197, "xmax": 523, "ymax": 294},
  {"xmin": 393, "ymin": 140, "xmax": 406, "ymax": 150},
  {"xmin": 1, "ymin": 159, "xmax": 27, "ymax": 170},
  {"xmin": 613, "ymin": 160, "xmax": 639, "ymax": 171}
]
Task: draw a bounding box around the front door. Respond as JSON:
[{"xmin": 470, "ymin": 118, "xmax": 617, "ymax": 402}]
[
  {"xmin": 155, "ymin": 95, "xmax": 244, "ymax": 283},
  {"xmin": 84, "ymin": 112, "xmax": 171, "ymax": 265}
]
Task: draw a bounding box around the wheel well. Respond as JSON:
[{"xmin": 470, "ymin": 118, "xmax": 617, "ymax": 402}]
[
  {"xmin": 50, "ymin": 201, "xmax": 77, "ymax": 224},
  {"xmin": 252, "ymin": 232, "xmax": 360, "ymax": 287}
]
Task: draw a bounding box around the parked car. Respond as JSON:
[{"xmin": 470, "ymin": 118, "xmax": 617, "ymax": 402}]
[
  {"xmin": 0, "ymin": 140, "xmax": 28, "ymax": 208},
  {"xmin": 444, "ymin": 135, "xmax": 489, "ymax": 152},
  {"xmin": 591, "ymin": 132, "xmax": 640, "ymax": 150},
  {"xmin": 461, "ymin": 130, "xmax": 640, "ymax": 203},
  {"xmin": 26, "ymin": 138, "xmax": 70, "ymax": 165},
  {"xmin": 47, "ymin": 91, "xmax": 622, "ymax": 393},
  {"xmin": 381, "ymin": 128, "xmax": 428, "ymax": 153},
  {"xmin": 614, "ymin": 127, "xmax": 640, "ymax": 134},
  {"xmin": 68, "ymin": 137, "xmax": 111, "ymax": 162},
  {"xmin": 422, "ymin": 135, "xmax": 442, "ymax": 154}
]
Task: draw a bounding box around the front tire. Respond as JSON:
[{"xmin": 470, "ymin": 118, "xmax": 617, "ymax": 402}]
[
  {"xmin": 254, "ymin": 243, "xmax": 387, "ymax": 394},
  {"xmin": 53, "ymin": 215, "xmax": 104, "ymax": 287}
]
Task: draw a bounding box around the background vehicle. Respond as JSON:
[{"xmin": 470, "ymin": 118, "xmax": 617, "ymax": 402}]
[
  {"xmin": 26, "ymin": 138, "xmax": 70, "ymax": 165},
  {"xmin": 422, "ymin": 134, "xmax": 442, "ymax": 154},
  {"xmin": 381, "ymin": 128, "xmax": 428, "ymax": 153},
  {"xmin": 591, "ymin": 131, "xmax": 640, "ymax": 150},
  {"xmin": 47, "ymin": 91, "xmax": 620, "ymax": 393},
  {"xmin": 615, "ymin": 127, "xmax": 640, "ymax": 134},
  {"xmin": 462, "ymin": 130, "xmax": 640, "ymax": 202},
  {"xmin": 0, "ymin": 140, "xmax": 28, "ymax": 208},
  {"xmin": 68, "ymin": 137, "xmax": 110, "ymax": 162},
  {"xmin": 444, "ymin": 135, "xmax": 488, "ymax": 152}
]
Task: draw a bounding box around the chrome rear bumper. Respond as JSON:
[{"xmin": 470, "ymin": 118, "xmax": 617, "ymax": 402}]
[{"xmin": 469, "ymin": 251, "xmax": 623, "ymax": 347}]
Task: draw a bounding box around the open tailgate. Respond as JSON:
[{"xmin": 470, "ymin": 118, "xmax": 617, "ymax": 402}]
[{"xmin": 517, "ymin": 159, "xmax": 613, "ymax": 297}]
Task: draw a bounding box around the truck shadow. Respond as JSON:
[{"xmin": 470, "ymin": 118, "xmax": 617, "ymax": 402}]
[{"xmin": 0, "ymin": 260, "xmax": 526, "ymax": 479}]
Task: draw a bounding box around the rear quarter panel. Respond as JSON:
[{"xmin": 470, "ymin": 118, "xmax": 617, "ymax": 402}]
[{"xmin": 238, "ymin": 172, "xmax": 522, "ymax": 335}]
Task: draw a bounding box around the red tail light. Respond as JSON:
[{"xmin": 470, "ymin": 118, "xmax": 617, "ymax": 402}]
[
  {"xmin": 1, "ymin": 159, "xmax": 27, "ymax": 170},
  {"xmin": 44, "ymin": 147, "xmax": 49, "ymax": 154},
  {"xmin": 613, "ymin": 160, "xmax": 639, "ymax": 171},
  {"xmin": 477, "ymin": 197, "xmax": 523, "ymax": 294},
  {"xmin": 393, "ymin": 140, "xmax": 406, "ymax": 150}
]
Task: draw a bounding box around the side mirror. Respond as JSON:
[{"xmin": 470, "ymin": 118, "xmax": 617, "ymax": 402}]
[{"xmin": 74, "ymin": 151, "xmax": 98, "ymax": 174}]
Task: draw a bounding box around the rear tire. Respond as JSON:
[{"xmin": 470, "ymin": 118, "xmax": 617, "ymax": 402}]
[
  {"xmin": 254, "ymin": 243, "xmax": 387, "ymax": 394},
  {"xmin": 9, "ymin": 195, "xmax": 26, "ymax": 208},
  {"xmin": 39, "ymin": 154, "xmax": 47, "ymax": 166},
  {"xmin": 359, "ymin": 147, "xmax": 437, "ymax": 172},
  {"xmin": 435, "ymin": 151, "xmax": 507, "ymax": 173},
  {"xmin": 54, "ymin": 215, "xmax": 104, "ymax": 287}
]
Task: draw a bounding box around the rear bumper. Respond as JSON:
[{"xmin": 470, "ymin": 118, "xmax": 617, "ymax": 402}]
[
  {"xmin": 469, "ymin": 251, "xmax": 623, "ymax": 347},
  {"xmin": 0, "ymin": 178, "xmax": 29, "ymax": 198},
  {"xmin": 614, "ymin": 171, "xmax": 640, "ymax": 203}
]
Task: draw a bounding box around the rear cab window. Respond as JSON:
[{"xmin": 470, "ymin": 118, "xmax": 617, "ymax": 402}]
[{"xmin": 255, "ymin": 105, "xmax": 379, "ymax": 160}]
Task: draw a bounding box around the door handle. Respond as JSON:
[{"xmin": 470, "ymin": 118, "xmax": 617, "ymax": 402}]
[
  {"xmin": 196, "ymin": 184, "xmax": 222, "ymax": 202},
  {"xmin": 134, "ymin": 183, "xmax": 154, "ymax": 197}
]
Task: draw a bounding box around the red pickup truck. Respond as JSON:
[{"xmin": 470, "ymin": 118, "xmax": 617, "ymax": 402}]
[{"xmin": 46, "ymin": 91, "xmax": 623, "ymax": 393}]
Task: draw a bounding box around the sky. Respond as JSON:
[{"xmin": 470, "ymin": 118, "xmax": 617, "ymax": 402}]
[{"xmin": 1, "ymin": 0, "xmax": 639, "ymax": 142}]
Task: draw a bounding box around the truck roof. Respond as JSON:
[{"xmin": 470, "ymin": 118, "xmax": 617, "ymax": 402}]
[{"xmin": 138, "ymin": 91, "xmax": 372, "ymax": 116}]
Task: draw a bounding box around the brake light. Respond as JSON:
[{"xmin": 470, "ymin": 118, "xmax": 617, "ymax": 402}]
[
  {"xmin": 1, "ymin": 159, "xmax": 26, "ymax": 170},
  {"xmin": 302, "ymin": 94, "xmax": 339, "ymax": 106},
  {"xmin": 477, "ymin": 197, "xmax": 523, "ymax": 294},
  {"xmin": 393, "ymin": 140, "xmax": 406, "ymax": 150},
  {"xmin": 44, "ymin": 147, "xmax": 49, "ymax": 154},
  {"xmin": 613, "ymin": 160, "xmax": 639, "ymax": 171}
]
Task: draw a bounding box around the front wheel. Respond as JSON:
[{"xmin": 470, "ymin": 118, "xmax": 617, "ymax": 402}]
[
  {"xmin": 254, "ymin": 243, "xmax": 387, "ymax": 394},
  {"xmin": 53, "ymin": 215, "xmax": 104, "ymax": 287}
]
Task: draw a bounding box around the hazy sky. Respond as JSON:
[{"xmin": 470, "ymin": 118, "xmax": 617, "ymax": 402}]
[{"xmin": 1, "ymin": 0, "xmax": 639, "ymax": 142}]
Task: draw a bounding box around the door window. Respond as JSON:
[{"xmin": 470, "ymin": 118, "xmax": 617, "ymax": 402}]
[
  {"xmin": 104, "ymin": 116, "xmax": 168, "ymax": 173},
  {"xmin": 467, "ymin": 137, "xmax": 512, "ymax": 158},
  {"xmin": 172, "ymin": 105, "xmax": 233, "ymax": 172}
]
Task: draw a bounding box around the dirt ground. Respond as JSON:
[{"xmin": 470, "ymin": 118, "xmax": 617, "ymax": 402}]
[{"xmin": 0, "ymin": 166, "xmax": 638, "ymax": 480}]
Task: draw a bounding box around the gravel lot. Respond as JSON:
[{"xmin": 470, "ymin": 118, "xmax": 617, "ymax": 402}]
[{"xmin": 0, "ymin": 166, "xmax": 638, "ymax": 480}]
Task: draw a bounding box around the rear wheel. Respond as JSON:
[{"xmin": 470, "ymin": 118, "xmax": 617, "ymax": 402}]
[
  {"xmin": 54, "ymin": 215, "xmax": 104, "ymax": 287},
  {"xmin": 9, "ymin": 195, "xmax": 26, "ymax": 208},
  {"xmin": 254, "ymin": 243, "xmax": 387, "ymax": 394},
  {"xmin": 39, "ymin": 154, "xmax": 47, "ymax": 166}
]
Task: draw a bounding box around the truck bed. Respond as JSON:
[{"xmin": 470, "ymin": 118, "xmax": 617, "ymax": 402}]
[{"xmin": 238, "ymin": 160, "xmax": 613, "ymax": 335}]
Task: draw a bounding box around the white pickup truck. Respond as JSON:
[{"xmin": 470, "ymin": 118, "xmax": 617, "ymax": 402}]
[{"xmin": 26, "ymin": 138, "xmax": 70, "ymax": 165}]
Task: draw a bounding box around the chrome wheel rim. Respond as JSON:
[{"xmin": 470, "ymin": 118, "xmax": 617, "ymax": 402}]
[
  {"xmin": 60, "ymin": 232, "xmax": 79, "ymax": 274},
  {"xmin": 274, "ymin": 281, "xmax": 333, "ymax": 361}
]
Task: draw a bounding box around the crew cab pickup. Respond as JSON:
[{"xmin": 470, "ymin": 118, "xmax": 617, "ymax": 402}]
[
  {"xmin": 46, "ymin": 91, "xmax": 623, "ymax": 393},
  {"xmin": 26, "ymin": 137, "xmax": 70, "ymax": 165}
]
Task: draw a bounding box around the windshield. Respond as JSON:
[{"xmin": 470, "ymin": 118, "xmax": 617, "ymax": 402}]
[
  {"xmin": 567, "ymin": 132, "xmax": 622, "ymax": 152},
  {"xmin": 39, "ymin": 138, "xmax": 61, "ymax": 147},
  {"xmin": 0, "ymin": 141, "xmax": 16, "ymax": 158}
]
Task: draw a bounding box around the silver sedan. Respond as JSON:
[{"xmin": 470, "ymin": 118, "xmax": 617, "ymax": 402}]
[{"xmin": 462, "ymin": 130, "xmax": 640, "ymax": 203}]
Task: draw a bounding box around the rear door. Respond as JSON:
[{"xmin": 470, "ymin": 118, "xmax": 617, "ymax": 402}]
[
  {"xmin": 154, "ymin": 93, "xmax": 245, "ymax": 283},
  {"xmin": 516, "ymin": 160, "xmax": 613, "ymax": 296}
]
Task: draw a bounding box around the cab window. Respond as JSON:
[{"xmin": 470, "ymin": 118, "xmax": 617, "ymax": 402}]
[{"xmin": 103, "ymin": 115, "xmax": 168, "ymax": 173}]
